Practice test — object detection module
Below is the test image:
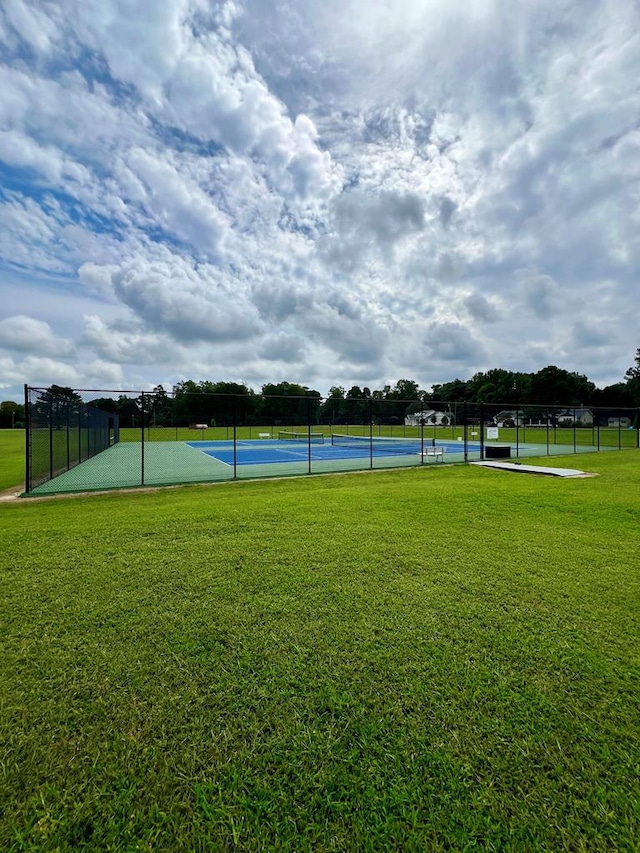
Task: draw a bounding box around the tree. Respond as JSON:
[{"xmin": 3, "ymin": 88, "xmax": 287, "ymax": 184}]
[
  {"xmin": 260, "ymin": 382, "xmax": 321, "ymax": 426},
  {"xmin": 114, "ymin": 395, "xmax": 142, "ymax": 428},
  {"xmin": 528, "ymin": 366, "xmax": 594, "ymax": 406},
  {"xmin": 86, "ymin": 397, "xmax": 118, "ymax": 414},
  {"xmin": 625, "ymin": 348, "xmax": 640, "ymax": 406},
  {"xmin": 343, "ymin": 386, "xmax": 370, "ymax": 425},
  {"xmin": 0, "ymin": 400, "xmax": 25, "ymax": 428},
  {"xmin": 32, "ymin": 386, "xmax": 83, "ymax": 430},
  {"xmin": 149, "ymin": 385, "xmax": 174, "ymax": 426},
  {"xmin": 320, "ymin": 386, "xmax": 345, "ymax": 424},
  {"xmin": 388, "ymin": 379, "xmax": 420, "ymax": 401}
]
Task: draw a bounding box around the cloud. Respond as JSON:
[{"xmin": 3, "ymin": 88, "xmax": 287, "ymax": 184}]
[
  {"xmin": 258, "ymin": 332, "xmax": 305, "ymax": 362},
  {"xmin": 83, "ymin": 255, "xmax": 261, "ymax": 344},
  {"xmin": 126, "ymin": 147, "xmax": 229, "ymax": 255},
  {"xmin": 82, "ymin": 314, "xmax": 181, "ymax": 364},
  {"xmin": 0, "ymin": 315, "xmax": 75, "ymax": 357}
]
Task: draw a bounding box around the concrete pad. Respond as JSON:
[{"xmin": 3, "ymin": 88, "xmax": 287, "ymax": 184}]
[{"xmin": 471, "ymin": 461, "xmax": 597, "ymax": 477}]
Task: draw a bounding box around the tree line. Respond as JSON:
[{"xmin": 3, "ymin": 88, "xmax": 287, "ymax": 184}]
[{"xmin": 3, "ymin": 351, "xmax": 640, "ymax": 428}]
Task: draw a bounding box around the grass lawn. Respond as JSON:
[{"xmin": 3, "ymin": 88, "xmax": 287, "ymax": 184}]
[
  {"xmin": 1, "ymin": 452, "xmax": 639, "ymax": 851},
  {"xmin": 0, "ymin": 430, "xmax": 25, "ymax": 491}
]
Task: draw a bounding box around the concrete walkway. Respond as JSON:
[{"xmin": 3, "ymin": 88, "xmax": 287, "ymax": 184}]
[{"xmin": 471, "ymin": 461, "xmax": 597, "ymax": 477}]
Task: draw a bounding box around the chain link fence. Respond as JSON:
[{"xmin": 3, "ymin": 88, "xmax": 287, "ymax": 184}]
[{"xmin": 24, "ymin": 386, "xmax": 639, "ymax": 495}]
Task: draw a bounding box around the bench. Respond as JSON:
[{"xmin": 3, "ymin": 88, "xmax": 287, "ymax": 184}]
[
  {"xmin": 258, "ymin": 432, "xmax": 271, "ymax": 439},
  {"xmin": 423, "ymin": 446, "xmax": 445, "ymax": 461}
]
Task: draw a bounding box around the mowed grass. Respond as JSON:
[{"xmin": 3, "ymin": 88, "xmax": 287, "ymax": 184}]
[
  {"xmin": 0, "ymin": 430, "xmax": 25, "ymax": 491},
  {"xmin": 1, "ymin": 453, "xmax": 639, "ymax": 851}
]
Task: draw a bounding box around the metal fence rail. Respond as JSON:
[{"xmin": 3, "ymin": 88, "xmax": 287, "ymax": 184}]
[{"xmin": 23, "ymin": 386, "xmax": 639, "ymax": 495}]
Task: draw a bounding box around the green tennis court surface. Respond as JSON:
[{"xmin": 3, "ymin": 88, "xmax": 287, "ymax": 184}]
[{"xmin": 27, "ymin": 435, "xmax": 613, "ymax": 495}]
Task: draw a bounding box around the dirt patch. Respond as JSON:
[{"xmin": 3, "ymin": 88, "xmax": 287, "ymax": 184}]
[{"xmin": 0, "ymin": 484, "xmax": 25, "ymax": 502}]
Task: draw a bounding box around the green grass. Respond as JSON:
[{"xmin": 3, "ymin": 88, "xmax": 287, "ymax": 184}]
[
  {"xmin": 1, "ymin": 453, "xmax": 639, "ymax": 851},
  {"xmin": 0, "ymin": 430, "xmax": 25, "ymax": 490}
]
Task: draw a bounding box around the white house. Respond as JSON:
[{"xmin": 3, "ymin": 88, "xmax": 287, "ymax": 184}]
[
  {"xmin": 556, "ymin": 408, "xmax": 594, "ymax": 426},
  {"xmin": 405, "ymin": 409, "xmax": 454, "ymax": 427},
  {"xmin": 493, "ymin": 410, "xmax": 525, "ymax": 427}
]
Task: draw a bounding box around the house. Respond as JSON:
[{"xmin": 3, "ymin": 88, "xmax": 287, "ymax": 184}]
[
  {"xmin": 404, "ymin": 409, "xmax": 454, "ymax": 427},
  {"xmin": 556, "ymin": 408, "xmax": 594, "ymax": 426},
  {"xmin": 493, "ymin": 410, "xmax": 525, "ymax": 427}
]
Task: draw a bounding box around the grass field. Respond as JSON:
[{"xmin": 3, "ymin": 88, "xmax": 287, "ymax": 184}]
[
  {"xmin": 1, "ymin": 440, "xmax": 639, "ymax": 851},
  {"xmin": 0, "ymin": 430, "xmax": 25, "ymax": 491}
]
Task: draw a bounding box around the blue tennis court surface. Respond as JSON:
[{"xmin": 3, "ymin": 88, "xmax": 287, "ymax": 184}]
[{"xmin": 186, "ymin": 437, "xmax": 481, "ymax": 466}]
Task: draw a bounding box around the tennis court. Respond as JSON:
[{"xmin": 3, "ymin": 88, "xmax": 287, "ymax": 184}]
[
  {"xmin": 28, "ymin": 434, "xmax": 471, "ymax": 495},
  {"xmin": 188, "ymin": 433, "xmax": 476, "ymax": 466},
  {"xmin": 26, "ymin": 417, "xmax": 632, "ymax": 498},
  {"xmin": 26, "ymin": 430, "xmax": 617, "ymax": 495}
]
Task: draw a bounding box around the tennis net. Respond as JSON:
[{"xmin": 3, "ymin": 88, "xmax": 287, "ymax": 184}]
[
  {"xmin": 277, "ymin": 430, "xmax": 325, "ymax": 444},
  {"xmin": 331, "ymin": 433, "xmax": 423, "ymax": 455}
]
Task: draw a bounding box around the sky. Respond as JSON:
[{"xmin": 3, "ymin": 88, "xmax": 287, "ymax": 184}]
[{"xmin": 1, "ymin": 0, "xmax": 639, "ymax": 402}]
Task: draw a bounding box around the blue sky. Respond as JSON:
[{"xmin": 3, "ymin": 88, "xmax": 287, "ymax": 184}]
[{"xmin": 1, "ymin": 0, "xmax": 639, "ymax": 401}]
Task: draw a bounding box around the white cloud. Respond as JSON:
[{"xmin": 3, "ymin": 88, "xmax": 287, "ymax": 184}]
[
  {"xmin": 126, "ymin": 147, "xmax": 229, "ymax": 255},
  {"xmin": 82, "ymin": 314, "xmax": 181, "ymax": 364},
  {"xmin": 90, "ymin": 255, "xmax": 261, "ymax": 344},
  {"xmin": 0, "ymin": 315, "xmax": 75, "ymax": 358}
]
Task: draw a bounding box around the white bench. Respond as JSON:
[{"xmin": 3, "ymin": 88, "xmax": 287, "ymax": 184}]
[
  {"xmin": 423, "ymin": 446, "xmax": 445, "ymax": 461},
  {"xmin": 258, "ymin": 432, "xmax": 271, "ymax": 439}
]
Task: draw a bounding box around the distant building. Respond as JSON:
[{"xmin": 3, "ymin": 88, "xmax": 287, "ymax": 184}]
[
  {"xmin": 404, "ymin": 409, "xmax": 454, "ymax": 427},
  {"xmin": 556, "ymin": 408, "xmax": 594, "ymax": 426},
  {"xmin": 607, "ymin": 416, "xmax": 631, "ymax": 428},
  {"xmin": 494, "ymin": 410, "xmax": 525, "ymax": 427}
]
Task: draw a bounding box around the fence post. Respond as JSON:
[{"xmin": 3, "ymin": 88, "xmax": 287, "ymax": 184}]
[
  {"xmin": 307, "ymin": 396, "xmax": 312, "ymax": 475},
  {"xmin": 233, "ymin": 395, "xmax": 237, "ymax": 480},
  {"xmin": 463, "ymin": 401, "xmax": 468, "ymax": 462},
  {"xmin": 24, "ymin": 384, "xmax": 31, "ymax": 493},
  {"xmin": 369, "ymin": 399, "xmax": 374, "ymax": 469},
  {"xmin": 479, "ymin": 402, "xmax": 484, "ymax": 459},
  {"xmin": 141, "ymin": 391, "xmax": 145, "ymax": 486},
  {"xmin": 49, "ymin": 394, "xmax": 54, "ymax": 481},
  {"xmin": 66, "ymin": 401, "xmax": 71, "ymax": 471},
  {"xmin": 546, "ymin": 408, "xmax": 550, "ymax": 455}
]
